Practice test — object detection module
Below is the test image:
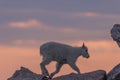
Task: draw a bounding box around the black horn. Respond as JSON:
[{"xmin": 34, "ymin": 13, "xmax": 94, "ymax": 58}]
[{"xmin": 82, "ymin": 43, "xmax": 85, "ymax": 48}]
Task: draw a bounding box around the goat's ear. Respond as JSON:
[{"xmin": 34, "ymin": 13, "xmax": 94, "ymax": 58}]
[{"xmin": 82, "ymin": 43, "xmax": 85, "ymax": 48}]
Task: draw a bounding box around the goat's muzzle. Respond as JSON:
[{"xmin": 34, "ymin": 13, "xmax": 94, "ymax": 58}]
[{"xmin": 86, "ymin": 55, "xmax": 90, "ymax": 58}]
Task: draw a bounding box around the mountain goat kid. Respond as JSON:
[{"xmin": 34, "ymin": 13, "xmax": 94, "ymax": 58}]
[{"xmin": 40, "ymin": 42, "xmax": 89, "ymax": 78}]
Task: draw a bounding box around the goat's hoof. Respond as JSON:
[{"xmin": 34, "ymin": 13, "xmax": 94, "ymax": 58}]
[
  {"xmin": 41, "ymin": 76, "xmax": 49, "ymax": 80},
  {"xmin": 48, "ymin": 76, "xmax": 52, "ymax": 79},
  {"xmin": 49, "ymin": 73, "xmax": 54, "ymax": 79},
  {"xmin": 78, "ymin": 73, "xmax": 81, "ymax": 75}
]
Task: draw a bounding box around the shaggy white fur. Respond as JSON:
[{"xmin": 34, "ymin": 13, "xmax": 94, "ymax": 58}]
[{"xmin": 40, "ymin": 42, "xmax": 89, "ymax": 78}]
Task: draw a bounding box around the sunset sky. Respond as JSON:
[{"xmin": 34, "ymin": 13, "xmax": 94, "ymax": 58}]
[{"xmin": 1, "ymin": 1, "xmax": 120, "ymax": 80}]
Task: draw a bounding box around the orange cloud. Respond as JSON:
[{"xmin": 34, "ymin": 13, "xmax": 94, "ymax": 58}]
[
  {"xmin": 8, "ymin": 19, "xmax": 43, "ymax": 28},
  {"xmin": 13, "ymin": 40, "xmax": 37, "ymax": 45}
]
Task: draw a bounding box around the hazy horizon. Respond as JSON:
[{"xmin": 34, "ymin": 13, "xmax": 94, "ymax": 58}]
[{"xmin": 1, "ymin": 1, "xmax": 120, "ymax": 80}]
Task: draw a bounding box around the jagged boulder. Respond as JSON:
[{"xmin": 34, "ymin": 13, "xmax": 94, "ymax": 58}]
[
  {"xmin": 7, "ymin": 67, "xmax": 44, "ymax": 80},
  {"xmin": 8, "ymin": 67, "xmax": 106, "ymax": 80},
  {"xmin": 107, "ymin": 64, "xmax": 120, "ymax": 80},
  {"xmin": 111, "ymin": 24, "xmax": 120, "ymax": 47}
]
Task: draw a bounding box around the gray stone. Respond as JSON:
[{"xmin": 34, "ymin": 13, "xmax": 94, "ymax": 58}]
[
  {"xmin": 107, "ymin": 64, "xmax": 120, "ymax": 80},
  {"xmin": 7, "ymin": 67, "xmax": 44, "ymax": 80},
  {"xmin": 7, "ymin": 67, "xmax": 106, "ymax": 80},
  {"xmin": 111, "ymin": 24, "xmax": 120, "ymax": 47}
]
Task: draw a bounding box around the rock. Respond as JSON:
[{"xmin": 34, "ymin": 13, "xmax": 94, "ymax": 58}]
[
  {"xmin": 8, "ymin": 67, "xmax": 106, "ymax": 80},
  {"xmin": 7, "ymin": 67, "xmax": 45, "ymax": 80},
  {"xmin": 107, "ymin": 64, "xmax": 120, "ymax": 80},
  {"xmin": 52, "ymin": 70, "xmax": 106, "ymax": 80},
  {"xmin": 111, "ymin": 24, "xmax": 120, "ymax": 47}
]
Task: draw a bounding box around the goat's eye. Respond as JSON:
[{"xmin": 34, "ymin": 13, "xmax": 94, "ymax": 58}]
[{"xmin": 86, "ymin": 50, "xmax": 88, "ymax": 52}]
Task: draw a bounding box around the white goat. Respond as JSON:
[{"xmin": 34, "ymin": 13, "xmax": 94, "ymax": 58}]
[{"xmin": 40, "ymin": 42, "xmax": 89, "ymax": 78}]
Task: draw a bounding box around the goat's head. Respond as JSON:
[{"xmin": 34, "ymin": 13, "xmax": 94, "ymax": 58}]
[{"xmin": 81, "ymin": 43, "xmax": 89, "ymax": 58}]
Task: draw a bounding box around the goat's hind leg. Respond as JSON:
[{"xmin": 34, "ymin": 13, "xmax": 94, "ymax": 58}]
[
  {"xmin": 40, "ymin": 57, "xmax": 52, "ymax": 76},
  {"xmin": 68, "ymin": 61, "xmax": 80, "ymax": 74},
  {"xmin": 50, "ymin": 62, "xmax": 63, "ymax": 78}
]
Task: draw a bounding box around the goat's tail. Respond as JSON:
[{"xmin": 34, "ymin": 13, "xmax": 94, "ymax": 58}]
[{"xmin": 40, "ymin": 47, "xmax": 46, "ymax": 56}]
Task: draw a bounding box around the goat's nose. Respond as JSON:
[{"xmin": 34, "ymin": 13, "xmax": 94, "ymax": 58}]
[{"xmin": 87, "ymin": 55, "xmax": 90, "ymax": 58}]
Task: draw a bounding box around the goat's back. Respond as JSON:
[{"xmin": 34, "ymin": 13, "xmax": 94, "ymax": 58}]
[{"xmin": 40, "ymin": 42, "xmax": 72, "ymax": 60}]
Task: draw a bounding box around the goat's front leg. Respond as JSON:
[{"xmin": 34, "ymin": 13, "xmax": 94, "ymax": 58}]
[
  {"xmin": 40, "ymin": 58, "xmax": 51, "ymax": 76},
  {"xmin": 68, "ymin": 61, "xmax": 80, "ymax": 74},
  {"xmin": 50, "ymin": 62, "xmax": 63, "ymax": 78}
]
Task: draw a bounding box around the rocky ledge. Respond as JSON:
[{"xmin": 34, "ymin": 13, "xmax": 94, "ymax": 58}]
[
  {"xmin": 7, "ymin": 67, "xmax": 106, "ymax": 80},
  {"xmin": 7, "ymin": 64, "xmax": 120, "ymax": 80}
]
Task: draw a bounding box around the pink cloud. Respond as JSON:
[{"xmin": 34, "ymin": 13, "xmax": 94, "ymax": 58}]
[
  {"xmin": 80, "ymin": 12, "xmax": 100, "ymax": 17},
  {"xmin": 73, "ymin": 12, "xmax": 120, "ymax": 18},
  {"xmin": 13, "ymin": 39, "xmax": 42, "ymax": 45},
  {"xmin": 13, "ymin": 39, "xmax": 55, "ymax": 46},
  {"xmin": 8, "ymin": 19, "xmax": 43, "ymax": 28}
]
